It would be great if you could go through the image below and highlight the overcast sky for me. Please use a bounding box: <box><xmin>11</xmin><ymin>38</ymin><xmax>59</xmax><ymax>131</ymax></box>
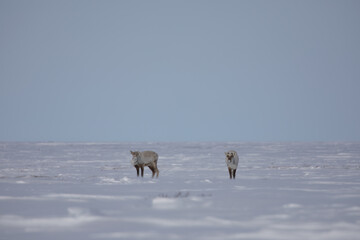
<box><xmin>1</xmin><ymin>0</ymin><xmax>359</xmax><ymax>142</ymax></box>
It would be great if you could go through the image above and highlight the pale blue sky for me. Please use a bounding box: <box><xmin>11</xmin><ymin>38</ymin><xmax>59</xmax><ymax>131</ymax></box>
<box><xmin>1</xmin><ymin>0</ymin><xmax>359</xmax><ymax>142</ymax></box>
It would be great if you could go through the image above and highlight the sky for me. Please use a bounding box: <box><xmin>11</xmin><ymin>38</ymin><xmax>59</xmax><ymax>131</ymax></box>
<box><xmin>0</xmin><ymin>0</ymin><xmax>359</xmax><ymax>142</ymax></box>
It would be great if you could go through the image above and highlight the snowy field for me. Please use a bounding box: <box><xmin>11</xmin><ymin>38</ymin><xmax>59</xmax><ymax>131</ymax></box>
<box><xmin>0</xmin><ymin>142</ymin><xmax>359</xmax><ymax>240</ymax></box>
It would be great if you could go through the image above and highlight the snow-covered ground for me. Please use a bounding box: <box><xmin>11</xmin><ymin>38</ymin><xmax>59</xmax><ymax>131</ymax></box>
<box><xmin>0</xmin><ymin>142</ymin><xmax>359</xmax><ymax>239</ymax></box>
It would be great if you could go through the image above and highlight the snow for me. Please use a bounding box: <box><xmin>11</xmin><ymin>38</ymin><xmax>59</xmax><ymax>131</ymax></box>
<box><xmin>0</xmin><ymin>142</ymin><xmax>359</xmax><ymax>239</ymax></box>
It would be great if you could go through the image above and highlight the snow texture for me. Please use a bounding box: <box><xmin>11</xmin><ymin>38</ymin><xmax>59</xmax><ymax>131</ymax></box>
<box><xmin>0</xmin><ymin>142</ymin><xmax>360</xmax><ymax>239</ymax></box>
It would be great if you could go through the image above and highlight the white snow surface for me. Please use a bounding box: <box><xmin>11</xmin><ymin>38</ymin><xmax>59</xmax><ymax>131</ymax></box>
<box><xmin>0</xmin><ymin>142</ymin><xmax>359</xmax><ymax>239</ymax></box>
